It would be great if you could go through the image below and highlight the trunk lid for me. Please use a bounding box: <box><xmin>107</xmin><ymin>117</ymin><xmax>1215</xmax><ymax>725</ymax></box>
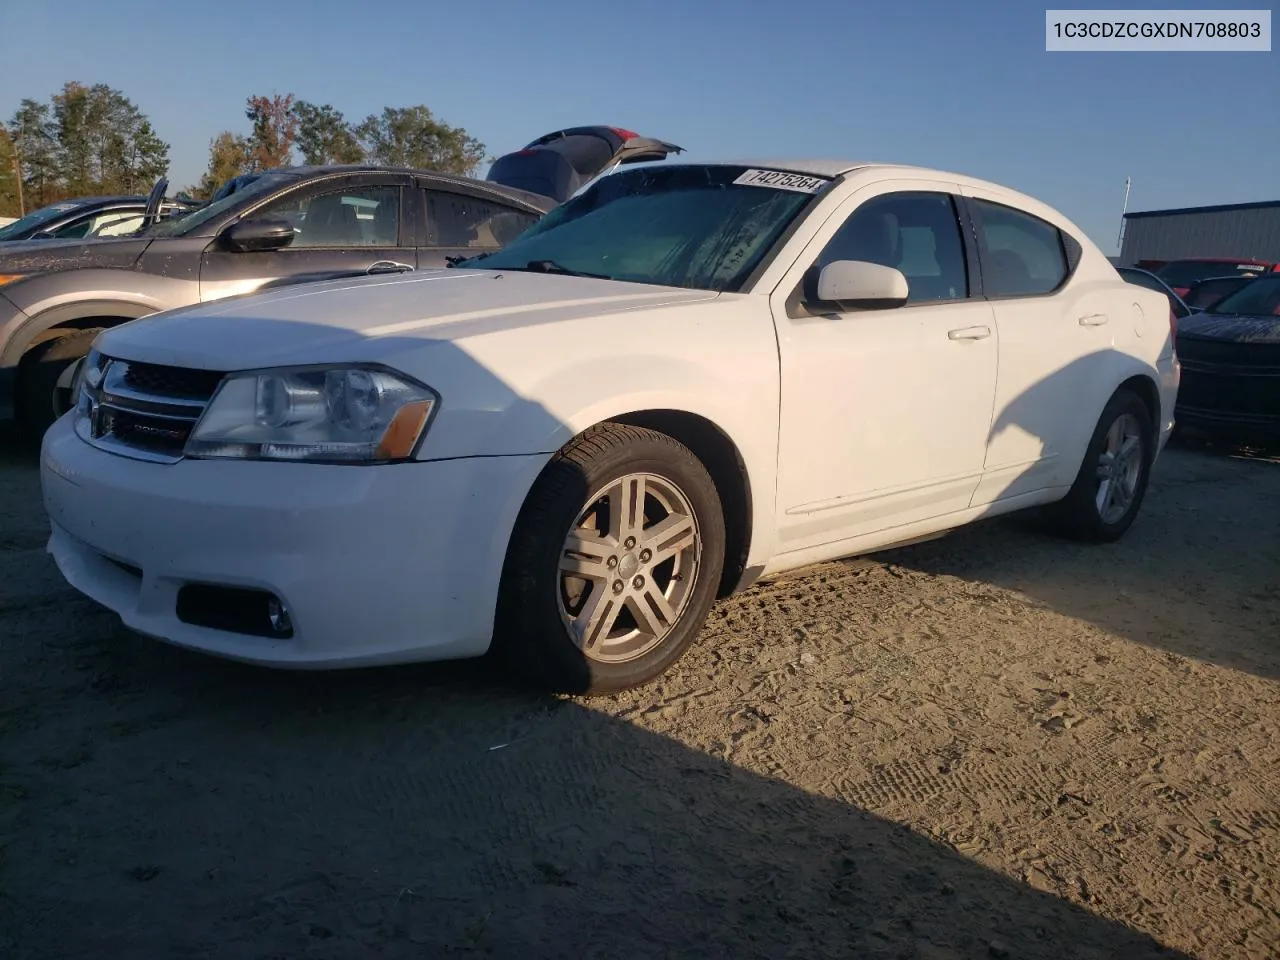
<box><xmin>485</xmin><ymin>126</ymin><xmax>683</xmax><ymax>203</ymax></box>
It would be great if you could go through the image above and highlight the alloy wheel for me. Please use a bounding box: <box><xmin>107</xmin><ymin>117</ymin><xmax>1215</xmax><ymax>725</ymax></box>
<box><xmin>557</xmin><ymin>472</ymin><xmax>701</xmax><ymax>663</ymax></box>
<box><xmin>1095</xmin><ymin>412</ymin><xmax>1144</xmax><ymax>524</ymax></box>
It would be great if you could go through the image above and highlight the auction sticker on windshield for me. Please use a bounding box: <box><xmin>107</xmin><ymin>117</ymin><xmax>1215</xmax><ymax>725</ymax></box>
<box><xmin>733</xmin><ymin>169</ymin><xmax>829</xmax><ymax>193</ymax></box>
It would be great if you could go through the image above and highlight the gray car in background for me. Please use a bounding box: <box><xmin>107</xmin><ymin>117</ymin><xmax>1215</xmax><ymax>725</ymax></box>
<box><xmin>0</xmin><ymin>125</ymin><xmax>682</xmax><ymax>440</ymax></box>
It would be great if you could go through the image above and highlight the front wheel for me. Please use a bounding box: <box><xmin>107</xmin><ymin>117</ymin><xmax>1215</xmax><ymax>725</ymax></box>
<box><xmin>1046</xmin><ymin>389</ymin><xmax>1154</xmax><ymax>542</ymax></box>
<box><xmin>15</xmin><ymin>328</ymin><xmax>103</xmax><ymax>444</ymax></box>
<box><xmin>494</xmin><ymin>423</ymin><xmax>726</xmax><ymax>695</ymax></box>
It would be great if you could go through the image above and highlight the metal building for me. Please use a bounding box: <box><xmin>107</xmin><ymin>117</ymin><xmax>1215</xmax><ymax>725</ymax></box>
<box><xmin>1118</xmin><ymin>200</ymin><xmax>1280</xmax><ymax>266</ymax></box>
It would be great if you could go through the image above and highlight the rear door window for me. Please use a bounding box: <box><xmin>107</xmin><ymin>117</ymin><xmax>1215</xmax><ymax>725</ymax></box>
<box><xmin>971</xmin><ymin>199</ymin><xmax>1068</xmax><ymax>298</ymax></box>
<box><xmin>422</xmin><ymin>190</ymin><xmax>537</xmax><ymax>250</ymax></box>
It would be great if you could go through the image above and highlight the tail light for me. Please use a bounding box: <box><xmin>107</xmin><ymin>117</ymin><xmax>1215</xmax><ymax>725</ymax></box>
<box><xmin>1169</xmin><ymin>308</ymin><xmax>1178</xmax><ymax>347</ymax></box>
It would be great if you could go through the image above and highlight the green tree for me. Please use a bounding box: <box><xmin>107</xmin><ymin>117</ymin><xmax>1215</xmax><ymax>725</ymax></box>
<box><xmin>5</xmin><ymin>85</ymin><xmax>169</xmax><ymax>207</ymax></box>
<box><xmin>245</xmin><ymin>93</ymin><xmax>298</xmax><ymax>171</ymax></box>
<box><xmin>48</xmin><ymin>82</ymin><xmax>170</xmax><ymax>195</ymax></box>
<box><xmin>355</xmin><ymin>105</ymin><xmax>485</xmax><ymax>174</ymax></box>
<box><xmin>111</xmin><ymin>116</ymin><xmax>170</xmax><ymax>192</ymax></box>
<box><xmin>7</xmin><ymin>98</ymin><xmax>59</xmax><ymax>208</ymax></box>
<box><xmin>292</xmin><ymin>101</ymin><xmax>364</xmax><ymax>165</ymax></box>
<box><xmin>52</xmin><ymin>82</ymin><xmax>95</xmax><ymax>194</ymax></box>
<box><xmin>194</xmin><ymin>131</ymin><xmax>251</xmax><ymax>199</ymax></box>
<box><xmin>0</xmin><ymin>127</ymin><xmax>20</xmax><ymax>217</ymax></box>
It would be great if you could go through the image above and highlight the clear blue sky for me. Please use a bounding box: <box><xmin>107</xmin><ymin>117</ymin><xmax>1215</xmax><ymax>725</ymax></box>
<box><xmin>1</xmin><ymin>0</ymin><xmax>1275</xmax><ymax>253</ymax></box>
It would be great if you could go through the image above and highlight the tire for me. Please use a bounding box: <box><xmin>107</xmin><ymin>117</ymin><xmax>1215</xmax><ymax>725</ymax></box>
<box><xmin>1046</xmin><ymin>389</ymin><xmax>1154</xmax><ymax>543</ymax></box>
<box><xmin>15</xmin><ymin>328</ymin><xmax>103</xmax><ymax>444</ymax></box>
<box><xmin>494</xmin><ymin>423</ymin><xmax>726</xmax><ymax>696</ymax></box>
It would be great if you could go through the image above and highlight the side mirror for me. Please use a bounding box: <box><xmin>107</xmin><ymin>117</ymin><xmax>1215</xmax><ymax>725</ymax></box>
<box><xmin>809</xmin><ymin>259</ymin><xmax>909</xmax><ymax>309</ymax></box>
<box><xmin>221</xmin><ymin>218</ymin><xmax>296</xmax><ymax>253</ymax></box>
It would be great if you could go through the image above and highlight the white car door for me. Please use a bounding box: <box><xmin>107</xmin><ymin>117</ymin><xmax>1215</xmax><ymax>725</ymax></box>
<box><xmin>959</xmin><ymin>189</ymin><xmax>1116</xmax><ymax>505</ymax></box>
<box><xmin>770</xmin><ymin>182</ymin><xmax>999</xmax><ymax>557</ymax></box>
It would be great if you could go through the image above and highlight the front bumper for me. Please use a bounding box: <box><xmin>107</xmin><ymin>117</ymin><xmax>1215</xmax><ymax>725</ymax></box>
<box><xmin>0</xmin><ymin>292</ymin><xmax>30</xmax><ymax>419</ymax></box>
<box><xmin>1175</xmin><ymin>405</ymin><xmax>1280</xmax><ymax>444</ymax></box>
<box><xmin>40</xmin><ymin>414</ymin><xmax>547</xmax><ymax>668</ymax></box>
<box><xmin>1174</xmin><ymin>356</ymin><xmax>1280</xmax><ymax>444</ymax></box>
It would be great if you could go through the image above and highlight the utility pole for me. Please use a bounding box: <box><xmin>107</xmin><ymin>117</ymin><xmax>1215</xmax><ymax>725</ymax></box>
<box><xmin>1115</xmin><ymin>176</ymin><xmax>1132</xmax><ymax>256</ymax></box>
<box><xmin>12</xmin><ymin>114</ymin><xmax>25</xmax><ymax>216</ymax></box>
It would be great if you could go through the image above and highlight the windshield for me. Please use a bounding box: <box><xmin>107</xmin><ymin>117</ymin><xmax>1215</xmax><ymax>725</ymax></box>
<box><xmin>1184</xmin><ymin>276</ymin><xmax>1252</xmax><ymax>310</ymax></box>
<box><xmin>0</xmin><ymin>200</ymin><xmax>91</xmax><ymax>240</ymax></box>
<box><xmin>1155</xmin><ymin>259</ymin><xmax>1267</xmax><ymax>287</ymax></box>
<box><xmin>142</xmin><ymin>173</ymin><xmax>295</xmax><ymax>238</ymax></box>
<box><xmin>457</xmin><ymin>164</ymin><xmax>824</xmax><ymax>292</ymax></box>
<box><xmin>1207</xmin><ymin>275</ymin><xmax>1280</xmax><ymax>316</ymax></box>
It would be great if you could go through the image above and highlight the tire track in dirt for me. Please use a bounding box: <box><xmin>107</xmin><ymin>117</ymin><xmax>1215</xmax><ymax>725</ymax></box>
<box><xmin>3</xmin><ymin>441</ymin><xmax>1279</xmax><ymax>958</ymax></box>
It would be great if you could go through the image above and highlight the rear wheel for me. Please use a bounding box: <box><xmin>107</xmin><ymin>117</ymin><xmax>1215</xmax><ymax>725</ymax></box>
<box><xmin>1046</xmin><ymin>389</ymin><xmax>1153</xmax><ymax>542</ymax></box>
<box><xmin>15</xmin><ymin>328</ymin><xmax>102</xmax><ymax>444</ymax></box>
<box><xmin>494</xmin><ymin>423</ymin><xmax>726</xmax><ymax>695</ymax></box>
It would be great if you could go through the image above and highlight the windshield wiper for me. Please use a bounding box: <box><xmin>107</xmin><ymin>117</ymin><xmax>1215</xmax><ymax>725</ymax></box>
<box><xmin>511</xmin><ymin>259</ymin><xmax>612</xmax><ymax>280</ymax></box>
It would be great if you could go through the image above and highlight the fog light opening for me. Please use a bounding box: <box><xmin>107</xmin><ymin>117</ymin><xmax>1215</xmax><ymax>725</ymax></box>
<box><xmin>267</xmin><ymin>597</ymin><xmax>292</xmax><ymax>636</ymax></box>
<box><xmin>175</xmin><ymin>584</ymin><xmax>295</xmax><ymax>639</ymax></box>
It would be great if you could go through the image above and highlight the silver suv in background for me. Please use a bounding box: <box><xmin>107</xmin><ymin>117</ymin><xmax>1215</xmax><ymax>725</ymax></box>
<box><xmin>0</xmin><ymin>126</ymin><xmax>682</xmax><ymax>441</ymax></box>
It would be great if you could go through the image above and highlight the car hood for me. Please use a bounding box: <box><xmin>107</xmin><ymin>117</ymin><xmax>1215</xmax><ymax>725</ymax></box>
<box><xmin>96</xmin><ymin>268</ymin><xmax>721</xmax><ymax>370</ymax></box>
<box><xmin>0</xmin><ymin>235</ymin><xmax>151</xmax><ymax>274</ymax></box>
<box><xmin>1178</xmin><ymin>312</ymin><xmax>1280</xmax><ymax>344</ymax></box>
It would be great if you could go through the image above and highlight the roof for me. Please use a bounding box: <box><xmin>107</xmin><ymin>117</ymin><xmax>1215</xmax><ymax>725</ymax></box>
<box><xmin>251</xmin><ymin>163</ymin><xmax>557</xmax><ymax>211</ymax></box>
<box><xmin>709</xmin><ymin>159</ymin><xmax>872</xmax><ymax>178</ymax></box>
<box><xmin>264</xmin><ymin>163</ymin><xmax>491</xmax><ymax>183</ymax></box>
<box><xmin>55</xmin><ymin>195</ymin><xmax>146</xmax><ymax>205</ymax></box>
<box><xmin>1124</xmin><ymin>199</ymin><xmax>1280</xmax><ymax>220</ymax></box>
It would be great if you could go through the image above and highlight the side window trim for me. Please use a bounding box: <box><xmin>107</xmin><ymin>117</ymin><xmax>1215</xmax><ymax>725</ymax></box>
<box><xmin>959</xmin><ymin>195</ymin><xmax>1076</xmax><ymax>302</ymax></box>
<box><xmin>403</xmin><ymin>182</ymin><xmax>424</xmax><ymax>248</ymax></box>
<box><xmin>953</xmin><ymin>194</ymin><xmax>985</xmax><ymax>300</ymax></box>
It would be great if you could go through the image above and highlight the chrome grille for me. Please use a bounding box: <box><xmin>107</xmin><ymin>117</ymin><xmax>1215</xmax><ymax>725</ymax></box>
<box><xmin>75</xmin><ymin>355</ymin><xmax>226</xmax><ymax>463</ymax></box>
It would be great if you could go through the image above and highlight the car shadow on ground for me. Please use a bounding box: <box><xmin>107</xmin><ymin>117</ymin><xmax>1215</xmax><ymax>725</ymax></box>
<box><xmin>872</xmin><ymin>439</ymin><xmax>1280</xmax><ymax>682</ymax></box>
<box><xmin>1</xmin><ymin>624</ymin><xmax>1187</xmax><ymax>960</ymax></box>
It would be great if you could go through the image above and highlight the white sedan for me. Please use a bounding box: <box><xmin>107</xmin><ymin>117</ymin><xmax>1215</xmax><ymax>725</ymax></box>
<box><xmin>40</xmin><ymin>160</ymin><xmax>1179</xmax><ymax>694</ymax></box>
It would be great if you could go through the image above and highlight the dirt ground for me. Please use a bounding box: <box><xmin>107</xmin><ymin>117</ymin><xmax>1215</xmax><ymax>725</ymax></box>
<box><xmin>1</xmin><ymin>430</ymin><xmax>1277</xmax><ymax>960</ymax></box>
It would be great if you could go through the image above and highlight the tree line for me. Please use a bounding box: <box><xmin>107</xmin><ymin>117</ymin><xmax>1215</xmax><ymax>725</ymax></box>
<box><xmin>197</xmin><ymin>94</ymin><xmax>487</xmax><ymax>199</ymax></box>
<box><xmin>2</xmin><ymin>82</ymin><xmax>169</xmax><ymax>216</ymax></box>
<box><xmin>2</xmin><ymin>84</ymin><xmax>487</xmax><ymax>217</ymax></box>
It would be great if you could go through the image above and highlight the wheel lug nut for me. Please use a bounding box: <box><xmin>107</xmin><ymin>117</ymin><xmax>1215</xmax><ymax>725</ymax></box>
<box><xmin>624</xmin><ymin>536</ymin><xmax>636</xmax><ymax>549</ymax></box>
<box><xmin>632</xmin><ymin>575</ymin><xmax>645</xmax><ymax>589</ymax></box>
<box><xmin>607</xmin><ymin>556</ymin><xmax>618</xmax><ymax>568</ymax></box>
<box><xmin>613</xmin><ymin>580</ymin><xmax>624</xmax><ymax>594</ymax></box>
<box><xmin>639</xmin><ymin>549</ymin><xmax>652</xmax><ymax>563</ymax></box>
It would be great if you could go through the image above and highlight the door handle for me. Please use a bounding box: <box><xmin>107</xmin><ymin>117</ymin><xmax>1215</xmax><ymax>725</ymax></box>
<box><xmin>366</xmin><ymin>260</ymin><xmax>415</xmax><ymax>275</ymax></box>
<box><xmin>1078</xmin><ymin>313</ymin><xmax>1109</xmax><ymax>326</ymax></box>
<box><xmin>947</xmin><ymin>325</ymin><xmax>991</xmax><ymax>340</ymax></box>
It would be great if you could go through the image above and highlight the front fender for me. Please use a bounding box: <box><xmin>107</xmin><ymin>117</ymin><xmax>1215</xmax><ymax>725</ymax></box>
<box><xmin>406</xmin><ymin>301</ymin><xmax>782</xmax><ymax>570</ymax></box>
<box><xmin>418</xmin><ymin>343</ymin><xmax>776</xmax><ymax>470</ymax></box>
<box><xmin>0</xmin><ymin>269</ymin><xmax>197</xmax><ymax>369</ymax></box>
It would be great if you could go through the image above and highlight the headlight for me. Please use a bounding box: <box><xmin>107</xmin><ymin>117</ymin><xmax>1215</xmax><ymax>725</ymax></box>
<box><xmin>185</xmin><ymin>365</ymin><xmax>437</xmax><ymax>463</ymax></box>
<box><xmin>70</xmin><ymin>348</ymin><xmax>104</xmax><ymax>398</ymax></box>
